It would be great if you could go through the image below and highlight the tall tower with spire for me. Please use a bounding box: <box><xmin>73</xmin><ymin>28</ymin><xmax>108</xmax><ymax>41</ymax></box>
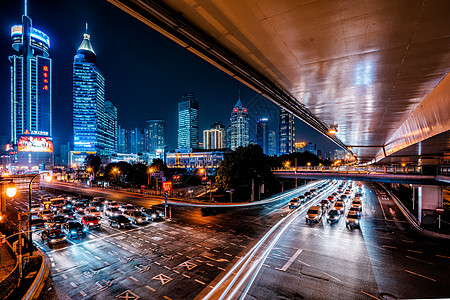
<box><xmin>229</xmin><ymin>93</ymin><xmax>249</xmax><ymax>150</ymax></box>
<box><xmin>9</xmin><ymin>0</ymin><xmax>53</xmax><ymax>169</ymax></box>
<box><xmin>72</xmin><ymin>25</ymin><xmax>117</xmax><ymax>162</ymax></box>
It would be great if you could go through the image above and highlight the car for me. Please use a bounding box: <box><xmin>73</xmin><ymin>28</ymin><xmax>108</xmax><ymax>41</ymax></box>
<box><xmin>327</xmin><ymin>195</ymin><xmax>335</xmax><ymax>202</ymax></box>
<box><xmin>326</xmin><ymin>209</ymin><xmax>341</xmax><ymax>223</ymax></box>
<box><xmin>352</xmin><ymin>199</ymin><xmax>363</xmax><ymax>210</ymax></box>
<box><xmin>48</xmin><ymin>215</ymin><xmax>67</xmax><ymax>227</ymax></box>
<box><xmin>298</xmin><ymin>195</ymin><xmax>306</xmax><ymax>203</ymax></box>
<box><xmin>41</xmin><ymin>228</ymin><xmax>66</xmax><ymax>245</ymax></box>
<box><xmin>310</xmin><ymin>188</ymin><xmax>318</xmax><ymax>196</ymax></box>
<box><xmin>30</xmin><ymin>218</ymin><xmax>46</xmax><ymax>231</ymax></box>
<box><xmin>107</xmin><ymin>201</ymin><xmax>120</xmax><ymax>209</ymax></box>
<box><xmin>38</xmin><ymin>210</ymin><xmax>53</xmax><ymax>220</ymax></box>
<box><xmin>81</xmin><ymin>216</ymin><xmax>100</xmax><ymax>229</ymax></box>
<box><xmin>304</xmin><ymin>191</ymin><xmax>311</xmax><ymax>198</ymax></box>
<box><xmin>320</xmin><ymin>199</ymin><xmax>329</xmax><ymax>210</ymax></box>
<box><xmin>289</xmin><ymin>198</ymin><xmax>301</xmax><ymax>209</ymax></box>
<box><xmin>123</xmin><ymin>210</ymin><xmax>148</xmax><ymax>224</ymax></box>
<box><xmin>104</xmin><ymin>207</ymin><xmax>122</xmax><ymax>217</ymax></box>
<box><xmin>349</xmin><ymin>205</ymin><xmax>362</xmax><ymax>217</ymax></box>
<box><xmin>59</xmin><ymin>209</ymin><xmax>75</xmax><ymax>220</ymax></box>
<box><xmin>89</xmin><ymin>200</ymin><xmax>103</xmax><ymax>211</ymax></box>
<box><xmin>346</xmin><ymin>212</ymin><xmax>360</xmax><ymax>229</ymax></box>
<box><xmin>85</xmin><ymin>207</ymin><xmax>102</xmax><ymax>218</ymax></box>
<box><xmin>30</xmin><ymin>203</ymin><xmax>42</xmax><ymax>214</ymax></box>
<box><xmin>141</xmin><ymin>207</ymin><xmax>164</xmax><ymax>221</ymax></box>
<box><xmin>120</xmin><ymin>204</ymin><xmax>136</xmax><ymax>212</ymax></box>
<box><xmin>62</xmin><ymin>221</ymin><xmax>87</xmax><ymax>238</ymax></box>
<box><xmin>334</xmin><ymin>201</ymin><xmax>346</xmax><ymax>214</ymax></box>
<box><xmin>306</xmin><ymin>206</ymin><xmax>322</xmax><ymax>224</ymax></box>
<box><xmin>109</xmin><ymin>215</ymin><xmax>132</xmax><ymax>229</ymax></box>
<box><xmin>74</xmin><ymin>202</ymin><xmax>86</xmax><ymax>213</ymax></box>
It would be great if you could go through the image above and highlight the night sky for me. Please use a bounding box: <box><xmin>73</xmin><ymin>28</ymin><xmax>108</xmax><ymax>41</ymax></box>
<box><xmin>0</xmin><ymin>0</ymin><xmax>337</xmax><ymax>155</ymax></box>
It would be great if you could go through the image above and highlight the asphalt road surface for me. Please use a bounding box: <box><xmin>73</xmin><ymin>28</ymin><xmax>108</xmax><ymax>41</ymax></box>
<box><xmin>5</xmin><ymin>180</ymin><xmax>450</xmax><ymax>299</ymax></box>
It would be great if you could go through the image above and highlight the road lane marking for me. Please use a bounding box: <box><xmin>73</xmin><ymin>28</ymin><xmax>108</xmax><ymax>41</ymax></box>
<box><xmin>163</xmin><ymin>296</ymin><xmax>172</xmax><ymax>300</ymax></box>
<box><xmin>218</xmin><ymin>267</ymin><xmax>226</xmax><ymax>271</ymax></box>
<box><xmin>164</xmin><ymin>266</ymin><xmax>171</xmax><ymax>270</ymax></box>
<box><xmin>95</xmin><ymin>256</ymin><xmax>102</xmax><ymax>260</ymax></box>
<box><xmin>80</xmin><ymin>291</ymin><xmax>87</xmax><ymax>297</ymax></box>
<box><xmin>360</xmin><ymin>290</ymin><xmax>380</xmax><ymax>299</ymax></box>
<box><xmin>207</xmin><ymin>263</ymin><xmax>214</xmax><ymax>267</ymax></box>
<box><xmin>405</xmin><ymin>270</ymin><xmax>436</xmax><ymax>281</ymax></box>
<box><xmin>407</xmin><ymin>249</ymin><xmax>423</xmax><ymax>254</ymax></box>
<box><xmin>323</xmin><ymin>272</ymin><xmax>342</xmax><ymax>283</ymax></box>
<box><xmin>173</xmin><ymin>270</ymin><xmax>180</xmax><ymax>274</ymax></box>
<box><xmin>405</xmin><ymin>256</ymin><xmax>433</xmax><ymax>265</ymax></box>
<box><xmin>182</xmin><ymin>274</ymin><xmax>191</xmax><ymax>278</ymax></box>
<box><xmin>61</xmin><ymin>274</ymin><xmax>68</xmax><ymax>279</ymax></box>
<box><xmin>402</xmin><ymin>239</ymin><xmax>414</xmax><ymax>243</ymax></box>
<box><xmin>382</xmin><ymin>245</ymin><xmax>397</xmax><ymax>249</ymax></box>
<box><xmin>70</xmin><ymin>282</ymin><xmax>77</xmax><ymax>288</ymax></box>
<box><xmin>118</xmin><ymin>269</ymin><xmax>126</xmax><ymax>274</ymax></box>
<box><xmin>145</xmin><ymin>285</ymin><xmax>156</xmax><ymax>292</ymax></box>
<box><xmin>130</xmin><ymin>276</ymin><xmax>139</xmax><ymax>282</ymax></box>
<box><xmin>195</xmin><ymin>279</ymin><xmax>205</xmax><ymax>285</ymax></box>
<box><xmin>376</xmin><ymin>195</ymin><xmax>387</xmax><ymax>220</ymax></box>
<box><xmin>276</xmin><ymin>249</ymin><xmax>303</xmax><ymax>271</ymax></box>
<box><xmin>436</xmin><ymin>254</ymin><xmax>450</xmax><ymax>259</ymax></box>
<box><xmin>224</xmin><ymin>253</ymin><xmax>232</xmax><ymax>256</ymax></box>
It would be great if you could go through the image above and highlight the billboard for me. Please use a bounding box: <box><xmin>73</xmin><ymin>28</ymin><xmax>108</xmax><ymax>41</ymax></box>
<box><xmin>18</xmin><ymin>135</ymin><xmax>53</xmax><ymax>153</ymax></box>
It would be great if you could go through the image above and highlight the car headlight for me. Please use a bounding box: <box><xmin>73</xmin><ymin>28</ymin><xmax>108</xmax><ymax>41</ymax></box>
<box><xmin>89</xmin><ymin>222</ymin><xmax>94</xmax><ymax>225</ymax></box>
<box><xmin>152</xmin><ymin>214</ymin><xmax>157</xmax><ymax>218</ymax></box>
<box><xmin>71</xmin><ymin>230</ymin><xmax>77</xmax><ymax>234</ymax></box>
<box><xmin>120</xmin><ymin>223</ymin><xmax>125</xmax><ymax>226</ymax></box>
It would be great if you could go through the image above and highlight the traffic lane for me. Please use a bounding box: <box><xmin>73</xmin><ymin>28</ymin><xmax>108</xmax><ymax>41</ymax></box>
<box><xmin>361</xmin><ymin>183</ymin><xmax>450</xmax><ymax>299</ymax></box>
<box><xmin>246</xmin><ymin>206</ymin><xmax>379</xmax><ymax>299</ymax></box>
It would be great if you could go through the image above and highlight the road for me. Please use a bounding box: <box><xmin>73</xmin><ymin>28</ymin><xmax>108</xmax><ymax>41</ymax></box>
<box><xmin>4</xmin><ymin>180</ymin><xmax>450</xmax><ymax>299</ymax></box>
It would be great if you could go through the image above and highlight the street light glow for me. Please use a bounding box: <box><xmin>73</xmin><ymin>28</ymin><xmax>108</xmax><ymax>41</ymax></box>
<box><xmin>6</xmin><ymin>184</ymin><xmax>17</xmax><ymax>198</ymax></box>
<box><xmin>45</xmin><ymin>174</ymin><xmax>52</xmax><ymax>182</ymax></box>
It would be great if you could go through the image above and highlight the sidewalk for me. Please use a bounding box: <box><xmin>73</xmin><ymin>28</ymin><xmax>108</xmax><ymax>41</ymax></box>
<box><xmin>0</xmin><ymin>243</ymin><xmax>16</xmax><ymax>280</ymax></box>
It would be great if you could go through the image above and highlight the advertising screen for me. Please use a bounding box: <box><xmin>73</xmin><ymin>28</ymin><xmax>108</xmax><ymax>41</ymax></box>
<box><xmin>18</xmin><ymin>135</ymin><xmax>53</xmax><ymax>153</ymax></box>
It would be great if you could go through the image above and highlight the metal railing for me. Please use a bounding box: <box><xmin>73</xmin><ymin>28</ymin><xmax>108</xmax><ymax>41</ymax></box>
<box><xmin>274</xmin><ymin>165</ymin><xmax>450</xmax><ymax>175</ymax></box>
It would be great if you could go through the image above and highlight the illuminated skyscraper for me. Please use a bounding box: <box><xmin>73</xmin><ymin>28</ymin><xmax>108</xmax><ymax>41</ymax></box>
<box><xmin>279</xmin><ymin>108</ymin><xmax>295</xmax><ymax>155</ymax></box>
<box><xmin>256</xmin><ymin>118</ymin><xmax>269</xmax><ymax>155</ymax></box>
<box><xmin>230</xmin><ymin>97</ymin><xmax>249</xmax><ymax>150</ymax></box>
<box><xmin>178</xmin><ymin>92</ymin><xmax>199</xmax><ymax>150</ymax></box>
<box><xmin>9</xmin><ymin>3</ymin><xmax>53</xmax><ymax>169</ymax></box>
<box><xmin>203</xmin><ymin>121</ymin><xmax>226</xmax><ymax>150</ymax></box>
<box><xmin>73</xmin><ymin>25</ymin><xmax>117</xmax><ymax>159</ymax></box>
<box><xmin>268</xmin><ymin>131</ymin><xmax>276</xmax><ymax>156</ymax></box>
<box><xmin>145</xmin><ymin>120</ymin><xmax>165</xmax><ymax>153</ymax></box>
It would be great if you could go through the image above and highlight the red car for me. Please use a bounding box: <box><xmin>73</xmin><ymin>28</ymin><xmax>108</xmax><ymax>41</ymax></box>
<box><xmin>81</xmin><ymin>216</ymin><xmax>100</xmax><ymax>229</ymax></box>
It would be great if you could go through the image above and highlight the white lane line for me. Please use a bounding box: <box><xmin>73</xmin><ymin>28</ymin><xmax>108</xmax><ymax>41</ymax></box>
<box><xmin>94</xmin><ymin>256</ymin><xmax>102</xmax><ymax>260</ymax></box>
<box><xmin>407</xmin><ymin>249</ymin><xmax>423</xmax><ymax>254</ymax></box>
<box><xmin>118</xmin><ymin>269</ymin><xmax>126</xmax><ymax>274</ymax></box>
<box><xmin>323</xmin><ymin>272</ymin><xmax>342</xmax><ymax>283</ymax></box>
<box><xmin>376</xmin><ymin>195</ymin><xmax>387</xmax><ymax>220</ymax></box>
<box><xmin>361</xmin><ymin>290</ymin><xmax>380</xmax><ymax>300</ymax></box>
<box><xmin>195</xmin><ymin>279</ymin><xmax>205</xmax><ymax>285</ymax></box>
<box><xmin>70</xmin><ymin>282</ymin><xmax>77</xmax><ymax>288</ymax></box>
<box><xmin>405</xmin><ymin>270</ymin><xmax>436</xmax><ymax>282</ymax></box>
<box><xmin>61</xmin><ymin>274</ymin><xmax>68</xmax><ymax>279</ymax></box>
<box><xmin>130</xmin><ymin>276</ymin><xmax>139</xmax><ymax>282</ymax></box>
<box><xmin>275</xmin><ymin>249</ymin><xmax>303</xmax><ymax>271</ymax></box>
<box><xmin>436</xmin><ymin>254</ymin><xmax>450</xmax><ymax>259</ymax></box>
<box><xmin>146</xmin><ymin>285</ymin><xmax>156</xmax><ymax>292</ymax></box>
<box><xmin>405</xmin><ymin>256</ymin><xmax>433</xmax><ymax>265</ymax></box>
<box><xmin>173</xmin><ymin>270</ymin><xmax>180</xmax><ymax>274</ymax></box>
<box><xmin>182</xmin><ymin>274</ymin><xmax>191</xmax><ymax>278</ymax></box>
<box><xmin>80</xmin><ymin>291</ymin><xmax>87</xmax><ymax>297</ymax></box>
<box><xmin>224</xmin><ymin>253</ymin><xmax>232</xmax><ymax>256</ymax></box>
<box><xmin>218</xmin><ymin>267</ymin><xmax>226</xmax><ymax>271</ymax></box>
<box><xmin>206</xmin><ymin>263</ymin><xmax>214</xmax><ymax>267</ymax></box>
<box><xmin>402</xmin><ymin>239</ymin><xmax>414</xmax><ymax>243</ymax></box>
<box><xmin>382</xmin><ymin>245</ymin><xmax>397</xmax><ymax>249</ymax></box>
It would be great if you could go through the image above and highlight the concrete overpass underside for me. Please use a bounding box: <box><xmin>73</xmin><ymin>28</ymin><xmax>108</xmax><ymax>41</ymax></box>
<box><xmin>107</xmin><ymin>0</ymin><xmax>450</xmax><ymax>164</ymax></box>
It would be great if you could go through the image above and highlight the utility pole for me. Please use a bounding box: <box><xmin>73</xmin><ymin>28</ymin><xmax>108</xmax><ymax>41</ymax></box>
<box><xmin>251</xmin><ymin>178</ymin><xmax>254</xmax><ymax>202</ymax></box>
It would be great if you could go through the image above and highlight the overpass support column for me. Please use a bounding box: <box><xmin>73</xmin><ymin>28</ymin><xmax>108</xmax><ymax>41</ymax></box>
<box><xmin>418</xmin><ymin>185</ymin><xmax>443</xmax><ymax>225</ymax></box>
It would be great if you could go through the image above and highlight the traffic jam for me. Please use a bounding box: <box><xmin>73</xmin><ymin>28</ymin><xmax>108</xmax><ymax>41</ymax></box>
<box><xmin>31</xmin><ymin>194</ymin><xmax>165</xmax><ymax>248</ymax></box>
<box><xmin>289</xmin><ymin>180</ymin><xmax>364</xmax><ymax>229</ymax></box>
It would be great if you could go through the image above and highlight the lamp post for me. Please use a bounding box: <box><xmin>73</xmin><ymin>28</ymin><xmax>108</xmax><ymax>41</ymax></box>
<box><xmin>226</xmin><ymin>189</ymin><xmax>234</xmax><ymax>203</ymax></box>
<box><xmin>0</xmin><ymin>179</ymin><xmax>17</xmax><ymax>220</ymax></box>
<box><xmin>28</xmin><ymin>173</ymin><xmax>51</xmax><ymax>252</ymax></box>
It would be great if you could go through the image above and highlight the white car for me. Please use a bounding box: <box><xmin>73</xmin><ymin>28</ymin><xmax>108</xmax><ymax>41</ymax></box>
<box><xmin>85</xmin><ymin>207</ymin><xmax>102</xmax><ymax>218</ymax></box>
<box><xmin>104</xmin><ymin>207</ymin><xmax>122</xmax><ymax>217</ymax></box>
<box><xmin>120</xmin><ymin>204</ymin><xmax>136</xmax><ymax>212</ymax></box>
<box><xmin>106</xmin><ymin>201</ymin><xmax>120</xmax><ymax>209</ymax></box>
<box><xmin>123</xmin><ymin>210</ymin><xmax>147</xmax><ymax>224</ymax></box>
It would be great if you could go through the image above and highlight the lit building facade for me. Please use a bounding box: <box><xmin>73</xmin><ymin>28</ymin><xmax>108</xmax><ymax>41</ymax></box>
<box><xmin>295</xmin><ymin>141</ymin><xmax>306</xmax><ymax>153</ymax></box>
<box><xmin>117</xmin><ymin>125</ymin><xmax>126</xmax><ymax>153</ymax></box>
<box><xmin>72</xmin><ymin>27</ymin><xmax>117</xmax><ymax>161</ymax></box>
<box><xmin>268</xmin><ymin>131</ymin><xmax>276</xmax><ymax>156</ymax></box>
<box><xmin>127</xmin><ymin>128</ymin><xmax>145</xmax><ymax>154</ymax></box>
<box><xmin>256</xmin><ymin>118</ymin><xmax>269</xmax><ymax>155</ymax></box>
<box><xmin>145</xmin><ymin>120</ymin><xmax>165</xmax><ymax>153</ymax></box>
<box><xmin>279</xmin><ymin>108</ymin><xmax>295</xmax><ymax>155</ymax></box>
<box><xmin>178</xmin><ymin>92</ymin><xmax>199</xmax><ymax>150</ymax></box>
<box><xmin>230</xmin><ymin>98</ymin><xmax>249</xmax><ymax>150</ymax></box>
<box><xmin>9</xmin><ymin>7</ymin><xmax>53</xmax><ymax>170</ymax></box>
<box><xmin>166</xmin><ymin>149</ymin><xmax>231</xmax><ymax>170</ymax></box>
<box><xmin>203</xmin><ymin>121</ymin><xmax>226</xmax><ymax>150</ymax></box>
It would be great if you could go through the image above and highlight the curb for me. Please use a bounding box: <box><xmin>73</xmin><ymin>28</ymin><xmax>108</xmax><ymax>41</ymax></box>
<box><xmin>380</xmin><ymin>184</ymin><xmax>450</xmax><ymax>240</ymax></box>
<box><xmin>22</xmin><ymin>250</ymin><xmax>50</xmax><ymax>300</ymax></box>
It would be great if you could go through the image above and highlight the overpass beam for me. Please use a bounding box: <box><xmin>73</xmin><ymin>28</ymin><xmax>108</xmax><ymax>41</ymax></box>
<box><xmin>417</xmin><ymin>185</ymin><xmax>443</xmax><ymax>225</ymax></box>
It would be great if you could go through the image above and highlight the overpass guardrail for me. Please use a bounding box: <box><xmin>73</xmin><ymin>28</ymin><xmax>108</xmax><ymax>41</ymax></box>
<box><xmin>274</xmin><ymin>165</ymin><xmax>450</xmax><ymax>175</ymax></box>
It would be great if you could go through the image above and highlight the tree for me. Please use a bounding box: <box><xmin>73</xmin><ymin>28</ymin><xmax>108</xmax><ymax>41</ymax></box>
<box><xmin>84</xmin><ymin>155</ymin><xmax>102</xmax><ymax>175</ymax></box>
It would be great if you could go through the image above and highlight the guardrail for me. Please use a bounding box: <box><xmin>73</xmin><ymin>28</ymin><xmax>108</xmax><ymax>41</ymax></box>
<box><xmin>22</xmin><ymin>250</ymin><xmax>50</xmax><ymax>300</ymax></box>
<box><xmin>274</xmin><ymin>165</ymin><xmax>450</xmax><ymax>175</ymax></box>
<box><xmin>0</xmin><ymin>240</ymin><xmax>19</xmax><ymax>299</ymax></box>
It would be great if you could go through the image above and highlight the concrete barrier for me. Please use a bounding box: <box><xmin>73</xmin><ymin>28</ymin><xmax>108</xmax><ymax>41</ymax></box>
<box><xmin>22</xmin><ymin>250</ymin><xmax>50</xmax><ymax>300</ymax></box>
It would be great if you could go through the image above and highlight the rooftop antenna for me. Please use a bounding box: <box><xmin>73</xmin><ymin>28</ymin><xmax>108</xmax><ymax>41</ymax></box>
<box><xmin>238</xmin><ymin>89</ymin><xmax>241</xmax><ymax>100</ymax></box>
<box><xmin>24</xmin><ymin>0</ymin><xmax>27</xmax><ymax>16</ymax></box>
<box><xmin>86</xmin><ymin>22</ymin><xmax>88</xmax><ymax>34</ymax></box>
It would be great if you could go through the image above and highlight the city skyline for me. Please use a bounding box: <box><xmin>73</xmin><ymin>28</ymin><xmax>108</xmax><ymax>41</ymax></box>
<box><xmin>1</xmin><ymin>0</ymin><xmax>339</xmax><ymax>154</ymax></box>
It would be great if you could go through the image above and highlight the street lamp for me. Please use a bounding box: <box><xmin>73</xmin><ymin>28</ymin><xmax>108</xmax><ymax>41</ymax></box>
<box><xmin>226</xmin><ymin>189</ymin><xmax>234</xmax><ymax>203</ymax></box>
<box><xmin>1</xmin><ymin>180</ymin><xmax>16</xmax><ymax>220</ymax></box>
<box><xmin>28</xmin><ymin>172</ymin><xmax>51</xmax><ymax>252</ymax></box>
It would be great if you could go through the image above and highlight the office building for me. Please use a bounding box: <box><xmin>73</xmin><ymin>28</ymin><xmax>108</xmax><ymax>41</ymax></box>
<box><xmin>295</xmin><ymin>142</ymin><xmax>306</xmax><ymax>153</ymax></box>
<box><xmin>229</xmin><ymin>98</ymin><xmax>249</xmax><ymax>150</ymax></box>
<box><xmin>256</xmin><ymin>118</ymin><xmax>269</xmax><ymax>155</ymax></box>
<box><xmin>268</xmin><ymin>131</ymin><xmax>276</xmax><ymax>156</ymax></box>
<box><xmin>145</xmin><ymin>120</ymin><xmax>165</xmax><ymax>153</ymax></box>
<box><xmin>166</xmin><ymin>149</ymin><xmax>231</xmax><ymax>170</ymax></box>
<box><xmin>203</xmin><ymin>121</ymin><xmax>226</xmax><ymax>150</ymax></box>
<box><xmin>72</xmin><ymin>25</ymin><xmax>117</xmax><ymax>160</ymax></box>
<box><xmin>117</xmin><ymin>125</ymin><xmax>126</xmax><ymax>153</ymax></box>
<box><xmin>305</xmin><ymin>142</ymin><xmax>317</xmax><ymax>155</ymax></box>
<box><xmin>9</xmin><ymin>5</ymin><xmax>54</xmax><ymax>170</ymax></box>
<box><xmin>178</xmin><ymin>92</ymin><xmax>199</xmax><ymax>150</ymax></box>
<box><xmin>279</xmin><ymin>108</ymin><xmax>295</xmax><ymax>155</ymax></box>
<box><xmin>127</xmin><ymin>128</ymin><xmax>145</xmax><ymax>154</ymax></box>
<box><xmin>59</xmin><ymin>142</ymin><xmax>70</xmax><ymax>167</ymax></box>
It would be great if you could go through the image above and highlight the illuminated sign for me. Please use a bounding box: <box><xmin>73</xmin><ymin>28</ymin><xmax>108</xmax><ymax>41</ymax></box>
<box><xmin>162</xmin><ymin>181</ymin><xmax>172</xmax><ymax>192</ymax></box>
<box><xmin>11</xmin><ymin>25</ymin><xmax>50</xmax><ymax>47</ymax></box>
<box><xmin>18</xmin><ymin>135</ymin><xmax>53</xmax><ymax>153</ymax></box>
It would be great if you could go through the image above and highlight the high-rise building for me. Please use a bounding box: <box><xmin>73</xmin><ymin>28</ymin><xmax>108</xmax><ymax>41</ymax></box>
<box><xmin>230</xmin><ymin>98</ymin><xmax>249</xmax><ymax>150</ymax></box>
<box><xmin>178</xmin><ymin>92</ymin><xmax>199</xmax><ymax>150</ymax></box>
<box><xmin>145</xmin><ymin>120</ymin><xmax>165</xmax><ymax>154</ymax></box>
<box><xmin>127</xmin><ymin>128</ymin><xmax>145</xmax><ymax>154</ymax></box>
<box><xmin>9</xmin><ymin>5</ymin><xmax>54</xmax><ymax>170</ymax></box>
<box><xmin>226</xmin><ymin>125</ymin><xmax>232</xmax><ymax>149</ymax></box>
<box><xmin>59</xmin><ymin>142</ymin><xmax>70</xmax><ymax>167</ymax></box>
<box><xmin>256</xmin><ymin>118</ymin><xmax>269</xmax><ymax>155</ymax></box>
<box><xmin>279</xmin><ymin>108</ymin><xmax>295</xmax><ymax>155</ymax></box>
<box><xmin>305</xmin><ymin>142</ymin><xmax>317</xmax><ymax>155</ymax></box>
<box><xmin>117</xmin><ymin>125</ymin><xmax>126</xmax><ymax>153</ymax></box>
<box><xmin>73</xmin><ymin>25</ymin><xmax>117</xmax><ymax>159</ymax></box>
<box><xmin>295</xmin><ymin>142</ymin><xmax>306</xmax><ymax>153</ymax></box>
<box><xmin>268</xmin><ymin>131</ymin><xmax>276</xmax><ymax>156</ymax></box>
<box><xmin>203</xmin><ymin>121</ymin><xmax>226</xmax><ymax>150</ymax></box>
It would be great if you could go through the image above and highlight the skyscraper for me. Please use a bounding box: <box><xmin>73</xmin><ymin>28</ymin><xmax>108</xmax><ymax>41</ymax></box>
<box><xmin>145</xmin><ymin>120</ymin><xmax>165</xmax><ymax>154</ymax></box>
<box><xmin>127</xmin><ymin>128</ymin><xmax>145</xmax><ymax>154</ymax></box>
<box><xmin>73</xmin><ymin>25</ymin><xmax>117</xmax><ymax>159</ymax></box>
<box><xmin>230</xmin><ymin>97</ymin><xmax>249</xmax><ymax>150</ymax></box>
<box><xmin>268</xmin><ymin>131</ymin><xmax>276</xmax><ymax>156</ymax></box>
<box><xmin>256</xmin><ymin>118</ymin><xmax>269</xmax><ymax>155</ymax></box>
<box><xmin>117</xmin><ymin>125</ymin><xmax>126</xmax><ymax>153</ymax></box>
<box><xmin>203</xmin><ymin>121</ymin><xmax>226</xmax><ymax>150</ymax></box>
<box><xmin>10</xmin><ymin>4</ymin><xmax>54</xmax><ymax>169</ymax></box>
<box><xmin>178</xmin><ymin>92</ymin><xmax>199</xmax><ymax>150</ymax></box>
<box><xmin>279</xmin><ymin>108</ymin><xmax>295</xmax><ymax>155</ymax></box>
<box><xmin>10</xmin><ymin>8</ymin><xmax>52</xmax><ymax>144</ymax></box>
